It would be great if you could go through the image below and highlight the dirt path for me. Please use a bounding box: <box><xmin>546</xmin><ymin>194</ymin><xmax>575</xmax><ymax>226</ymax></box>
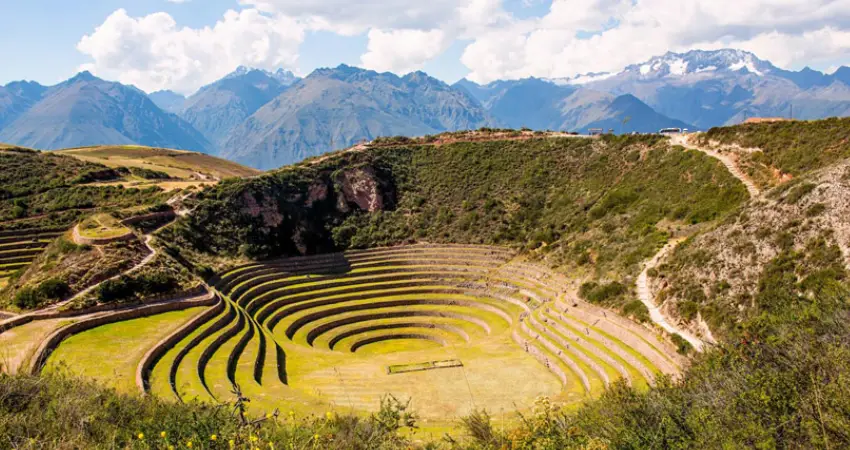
<box><xmin>671</xmin><ymin>134</ymin><xmax>761</xmax><ymax>198</ymax></box>
<box><xmin>636</xmin><ymin>239</ymin><xmax>706</xmax><ymax>352</ymax></box>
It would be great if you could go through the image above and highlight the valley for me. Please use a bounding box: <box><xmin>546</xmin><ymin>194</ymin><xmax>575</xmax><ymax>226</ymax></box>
<box><xmin>1</xmin><ymin>118</ymin><xmax>850</xmax><ymax>448</ymax></box>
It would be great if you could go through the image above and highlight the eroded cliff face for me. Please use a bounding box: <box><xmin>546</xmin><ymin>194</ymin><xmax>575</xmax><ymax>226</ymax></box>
<box><xmin>173</xmin><ymin>153</ymin><xmax>398</xmax><ymax>260</ymax></box>
<box><xmin>335</xmin><ymin>167</ymin><xmax>384</xmax><ymax>213</ymax></box>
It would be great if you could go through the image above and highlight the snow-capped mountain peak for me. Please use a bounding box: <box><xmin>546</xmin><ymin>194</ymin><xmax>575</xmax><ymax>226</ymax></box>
<box><xmin>624</xmin><ymin>49</ymin><xmax>776</xmax><ymax>78</ymax></box>
<box><xmin>546</xmin><ymin>72</ymin><xmax>615</xmax><ymax>86</ymax></box>
<box><xmin>224</xmin><ymin>66</ymin><xmax>299</xmax><ymax>86</ymax></box>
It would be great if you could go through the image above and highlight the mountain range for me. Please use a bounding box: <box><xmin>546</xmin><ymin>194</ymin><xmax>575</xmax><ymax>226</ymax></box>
<box><xmin>1</xmin><ymin>49</ymin><xmax>849</xmax><ymax>170</ymax></box>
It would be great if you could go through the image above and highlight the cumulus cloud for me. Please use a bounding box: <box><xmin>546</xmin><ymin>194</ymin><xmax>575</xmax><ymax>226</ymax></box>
<box><xmin>461</xmin><ymin>0</ymin><xmax>850</xmax><ymax>83</ymax></box>
<box><xmin>360</xmin><ymin>29</ymin><xmax>450</xmax><ymax>73</ymax></box>
<box><xmin>77</xmin><ymin>8</ymin><xmax>303</xmax><ymax>94</ymax></box>
<box><xmin>77</xmin><ymin>0</ymin><xmax>850</xmax><ymax>91</ymax></box>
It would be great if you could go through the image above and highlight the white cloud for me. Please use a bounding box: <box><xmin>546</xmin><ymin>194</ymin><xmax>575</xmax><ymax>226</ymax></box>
<box><xmin>166</xmin><ymin>0</ymin><xmax>191</xmax><ymax>3</ymax></box>
<box><xmin>460</xmin><ymin>0</ymin><xmax>850</xmax><ymax>83</ymax></box>
<box><xmin>77</xmin><ymin>8</ymin><xmax>304</xmax><ymax>94</ymax></box>
<box><xmin>77</xmin><ymin>0</ymin><xmax>850</xmax><ymax>92</ymax></box>
<box><xmin>360</xmin><ymin>29</ymin><xmax>450</xmax><ymax>73</ymax></box>
<box><xmin>240</xmin><ymin>0</ymin><xmax>462</xmax><ymax>32</ymax></box>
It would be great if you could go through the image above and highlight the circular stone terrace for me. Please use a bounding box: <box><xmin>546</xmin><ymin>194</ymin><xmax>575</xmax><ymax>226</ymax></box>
<box><xmin>36</xmin><ymin>243</ymin><xmax>684</xmax><ymax>428</ymax></box>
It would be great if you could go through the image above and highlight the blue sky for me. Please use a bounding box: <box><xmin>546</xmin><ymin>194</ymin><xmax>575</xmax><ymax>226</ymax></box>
<box><xmin>0</xmin><ymin>0</ymin><xmax>548</xmax><ymax>88</ymax></box>
<box><xmin>2</xmin><ymin>0</ymin><xmax>849</xmax><ymax>94</ymax></box>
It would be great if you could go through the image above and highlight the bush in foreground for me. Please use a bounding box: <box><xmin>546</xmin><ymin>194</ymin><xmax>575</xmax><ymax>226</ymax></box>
<box><xmin>0</xmin><ymin>374</ymin><xmax>417</xmax><ymax>449</ymax></box>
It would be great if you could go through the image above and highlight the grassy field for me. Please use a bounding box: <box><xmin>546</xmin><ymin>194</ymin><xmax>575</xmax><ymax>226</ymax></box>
<box><xmin>77</xmin><ymin>213</ymin><xmax>131</xmax><ymax>239</ymax></box>
<box><xmin>44</xmin><ymin>307</ymin><xmax>207</xmax><ymax>392</ymax></box>
<box><xmin>129</xmin><ymin>245</ymin><xmax>681</xmax><ymax>434</ymax></box>
<box><xmin>58</xmin><ymin>146</ymin><xmax>260</xmax><ymax>180</ymax></box>
<box><xmin>0</xmin><ymin>317</ymin><xmax>74</xmax><ymax>374</ymax></box>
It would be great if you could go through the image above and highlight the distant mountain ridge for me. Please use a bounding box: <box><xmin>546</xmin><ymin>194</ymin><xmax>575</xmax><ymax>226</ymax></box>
<box><xmin>454</xmin><ymin>77</ymin><xmax>694</xmax><ymax>133</ymax></box>
<box><xmin>220</xmin><ymin>65</ymin><xmax>491</xmax><ymax>169</ymax></box>
<box><xmin>0</xmin><ymin>72</ymin><xmax>211</xmax><ymax>152</ymax></box>
<box><xmin>0</xmin><ymin>49</ymin><xmax>848</xmax><ymax>170</ymax></box>
<box><xmin>181</xmin><ymin>68</ymin><xmax>299</xmax><ymax>148</ymax></box>
<box><xmin>557</xmin><ymin>49</ymin><xmax>850</xmax><ymax>128</ymax></box>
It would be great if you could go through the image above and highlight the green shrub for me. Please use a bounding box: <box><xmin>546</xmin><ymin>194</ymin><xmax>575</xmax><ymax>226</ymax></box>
<box><xmin>12</xmin><ymin>278</ymin><xmax>70</xmax><ymax>309</ymax></box>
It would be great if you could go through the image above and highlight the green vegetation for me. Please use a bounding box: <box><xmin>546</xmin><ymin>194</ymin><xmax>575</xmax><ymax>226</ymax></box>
<box><xmin>0</xmin><ymin>373</ymin><xmax>416</xmax><ymax>449</ymax></box>
<box><xmin>78</xmin><ymin>213</ymin><xmax>132</xmax><ymax>239</ymax></box>
<box><xmin>453</xmin><ymin>245</ymin><xmax>850</xmax><ymax>449</ymax></box>
<box><xmin>164</xmin><ymin>135</ymin><xmax>746</xmax><ymax>281</ymax></box>
<box><xmin>0</xmin><ymin>150</ymin><xmax>122</xmax><ymax>200</ymax></box>
<box><xmin>45</xmin><ymin>307</ymin><xmax>206</xmax><ymax>392</ymax></box>
<box><xmin>700</xmin><ymin>117</ymin><xmax>850</xmax><ymax>187</ymax></box>
<box><xmin>12</xmin><ymin>278</ymin><xmax>69</xmax><ymax>309</ymax></box>
<box><xmin>1</xmin><ymin>237</ymin><xmax>148</xmax><ymax>310</ymax></box>
<box><xmin>129</xmin><ymin>166</ymin><xmax>171</xmax><ymax>180</ymax></box>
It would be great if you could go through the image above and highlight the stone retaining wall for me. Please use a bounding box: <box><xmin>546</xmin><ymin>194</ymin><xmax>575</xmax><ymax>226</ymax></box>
<box><xmin>0</xmin><ymin>228</ymin><xmax>65</xmax><ymax>239</ymax></box>
<box><xmin>72</xmin><ymin>224</ymin><xmax>135</xmax><ymax>246</ymax></box>
<box><xmin>136</xmin><ymin>294</ymin><xmax>224</xmax><ymax>393</ymax></box>
<box><xmin>0</xmin><ymin>286</ymin><xmax>208</xmax><ymax>334</ymax></box>
<box><xmin>167</xmin><ymin>302</ymin><xmax>236</xmax><ymax>399</ymax></box>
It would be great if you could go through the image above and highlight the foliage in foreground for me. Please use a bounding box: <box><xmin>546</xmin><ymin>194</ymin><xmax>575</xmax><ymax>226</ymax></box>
<box><xmin>0</xmin><ymin>374</ymin><xmax>417</xmax><ymax>450</ymax></box>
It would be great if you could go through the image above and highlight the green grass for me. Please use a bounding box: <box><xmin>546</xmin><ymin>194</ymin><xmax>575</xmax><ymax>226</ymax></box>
<box><xmin>541</xmin><ymin>309</ymin><xmax>651</xmax><ymax>389</ymax></box>
<box><xmin>701</xmin><ymin>117</ymin><xmax>850</xmax><ymax>188</ymax></box>
<box><xmin>163</xmin><ymin>135</ymin><xmax>746</xmax><ymax>283</ymax></box>
<box><xmin>77</xmin><ymin>213</ymin><xmax>132</xmax><ymax>239</ymax></box>
<box><xmin>44</xmin><ymin>307</ymin><xmax>206</xmax><ymax>392</ymax></box>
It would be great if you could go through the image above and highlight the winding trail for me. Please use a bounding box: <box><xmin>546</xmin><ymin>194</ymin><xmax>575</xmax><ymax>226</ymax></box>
<box><xmin>671</xmin><ymin>134</ymin><xmax>761</xmax><ymax>198</ymax></box>
<box><xmin>65</xmin><ymin>234</ymin><xmax>159</xmax><ymax>305</ymax></box>
<box><xmin>636</xmin><ymin>239</ymin><xmax>706</xmax><ymax>352</ymax></box>
<box><xmin>635</xmin><ymin>134</ymin><xmax>763</xmax><ymax>353</ymax></box>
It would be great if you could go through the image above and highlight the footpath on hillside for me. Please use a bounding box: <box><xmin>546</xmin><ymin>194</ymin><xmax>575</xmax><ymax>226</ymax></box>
<box><xmin>636</xmin><ymin>133</ymin><xmax>761</xmax><ymax>353</ymax></box>
<box><xmin>636</xmin><ymin>239</ymin><xmax>706</xmax><ymax>352</ymax></box>
<box><xmin>671</xmin><ymin>134</ymin><xmax>762</xmax><ymax>197</ymax></box>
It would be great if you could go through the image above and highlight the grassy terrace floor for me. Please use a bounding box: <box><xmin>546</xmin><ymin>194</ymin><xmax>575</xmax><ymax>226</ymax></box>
<box><xmin>44</xmin><ymin>307</ymin><xmax>206</xmax><ymax>392</ymax></box>
<box><xmin>37</xmin><ymin>244</ymin><xmax>682</xmax><ymax>432</ymax></box>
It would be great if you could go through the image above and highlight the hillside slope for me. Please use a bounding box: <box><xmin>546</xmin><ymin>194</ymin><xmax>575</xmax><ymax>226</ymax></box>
<box><xmin>651</xmin><ymin>119</ymin><xmax>850</xmax><ymax>339</ymax></box>
<box><xmin>697</xmin><ymin>117</ymin><xmax>850</xmax><ymax>189</ymax></box>
<box><xmin>58</xmin><ymin>145</ymin><xmax>260</xmax><ymax>181</ymax></box>
<box><xmin>162</xmin><ymin>134</ymin><xmax>746</xmax><ymax>289</ymax></box>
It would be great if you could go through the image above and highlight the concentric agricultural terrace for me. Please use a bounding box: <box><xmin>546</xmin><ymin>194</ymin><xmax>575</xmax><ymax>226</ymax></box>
<box><xmin>0</xmin><ymin>228</ymin><xmax>63</xmax><ymax>291</ymax></box>
<box><xmin>45</xmin><ymin>244</ymin><xmax>683</xmax><ymax>424</ymax></box>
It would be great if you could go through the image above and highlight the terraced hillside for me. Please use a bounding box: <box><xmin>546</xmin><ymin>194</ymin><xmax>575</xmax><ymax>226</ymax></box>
<box><xmin>31</xmin><ymin>244</ymin><xmax>683</xmax><ymax>428</ymax></box>
<box><xmin>0</xmin><ymin>228</ymin><xmax>64</xmax><ymax>290</ymax></box>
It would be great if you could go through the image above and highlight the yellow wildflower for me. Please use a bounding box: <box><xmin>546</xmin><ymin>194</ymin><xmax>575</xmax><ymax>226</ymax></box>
<box><xmin>138</xmin><ymin>433</ymin><xmax>145</xmax><ymax>440</ymax></box>
<box><xmin>229</xmin><ymin>439</ymin><xmax>235</xmax><ymax>448</ymax></box>
<box><xmin>313</xmin><ymin>434</ymin><xmax>320</xmax><ymax>441</ymax></box>
<box><xmin>161</xmin><ymin>431</ymin><xmax>167</xmax><ymax>438</ymax></box>
<box><xmin>325</xmin><ymin>412</ymin><xmax>333</xmax><ymax>420</ymax></box>
<box><xmin>211</xmin><ymin>434</ymin><xmax>217</xmax><ymax>441</ymax></box>
<box><xmin>186</xmin><ymin>442</ymin><xmax>193</xmax><ymax>448</ymax></box>
<box><xmin>250</xmin><ymin>435</ymin><xmax>259</xmax><ymax>442</ymax></box>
